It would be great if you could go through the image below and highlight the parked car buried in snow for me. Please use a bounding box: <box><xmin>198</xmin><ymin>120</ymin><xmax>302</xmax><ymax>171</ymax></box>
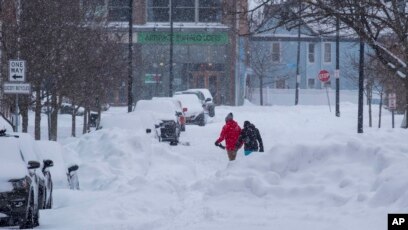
<box><xmin>152</xmin><ymin>97</ymin><xmax>186</xmax><ymax>132</ymax></box>
<box><xmin>173</xmin><ymin>94</ymin><xmax>207</xmax><ymax>126</ymax></box>
<box><xmin>0</xmin><ymin>130</ymin><xmax>41</xmax><ymax>228</ymax></box>
<box><xmin>184</xmin><ymin>88</ymin><xmax>215</xmax><ymax>117</ymax></box>
<box><xmin>135</xmin><ymin>99</ymin><xmax>181</xmax><ymax>145</ymax></box>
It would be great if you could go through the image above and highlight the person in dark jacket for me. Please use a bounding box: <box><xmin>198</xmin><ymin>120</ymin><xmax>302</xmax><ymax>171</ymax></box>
<box><xmin>236</xmin><ymin>121</ymin><xmax>264</xmax><ymax>156</ymax></box>
<box><xmin>215</xmin><ymin>113</ymin><xmax>242</xmax><ymax>161</ymax></box>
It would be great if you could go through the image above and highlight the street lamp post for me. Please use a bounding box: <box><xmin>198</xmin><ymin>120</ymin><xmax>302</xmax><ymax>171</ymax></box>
<box><xmin>335</xmin><ymin>17</ymin><xmax>340</xmax><ymax>117</ymax></box>
<box><xmin>295</xmin><ymin>0</ymin><xmax>301</xmax><ymax>105</ymax></box>
<box><xmin>169</xmin><ymin>0</ymin><xmax>174</xmax><ymax>97</ymax></box>
<box><xmin>127</xmin><ymin>0</ymin><xmax>134</xmax><ymax>112</ymax></box>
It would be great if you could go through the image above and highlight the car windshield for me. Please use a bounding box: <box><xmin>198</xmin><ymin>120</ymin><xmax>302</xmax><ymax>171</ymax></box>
<box><xmin>173</xmin><ymin>94</ymin><xmax>203</xmax><ymax>113</ymax></box>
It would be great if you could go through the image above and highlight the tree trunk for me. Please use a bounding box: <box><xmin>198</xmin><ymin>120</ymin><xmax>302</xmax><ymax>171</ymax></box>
<box><xmin>83</xmin><ymin>107</ymin><xmax>88</xmax><ymax>134</ymax></box>
<box><xmin>404</xmin><ymin>79</ymin><xmax>408</xmax><ymax>128</ymax></box>
<box><xmin>21</xmin><ymin>104</ymin><xmax>28</xmax><ymax>133</ymax></box>
<box><xmin>71</xmin><ymin>100</ymin><xmax>76</xmax><ymax>137</ymax></box>
<box><xmin>71</xmin><ymin>109</ymin><xmax>76</xmax><ymax>137</ymax></box>
<box><xmin>49</xmin><ymin>91</ymin><xmax>58</xmax><ymax>141</ymax></box>
<box><xmin>368</xmin><ymin>83</ymin><xmax>372</xmax><ymax>128</ymax></box>
<box><xmin>378</xmin><ymin>92</ymin><xmax>383</xmax><ymax>128</ymax></box>
<box><xmin>34</xmin><ymin>86</ymin><xmax>41</xmax><ymax>140</ymax></box>
<box><xmin>259</xmin><ymin>75</ymin><xmax>263</xmax><ymax>106</ymax></box>
<box><xmin>20</xmin><ymin>96</ymin><xmax>29</xmax><ymax>133</ymax></box>
<box><xmin>87</xmin><ymin>108</ymin><xmax>91</xmax><ymax>133</ymax></box>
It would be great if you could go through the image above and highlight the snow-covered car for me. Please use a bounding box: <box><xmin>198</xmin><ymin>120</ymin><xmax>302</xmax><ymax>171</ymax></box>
<box><xmin>185</xmin><ymin>88</ymin><xmax>215</xmax><ymax>117</ymax></box>
<box><xmin>18</xmin><ymin>133</ymin><xmax>54</xmax><ymax>210</ymax></box>
<box><xmin>59</xmin><ymin>103</ymin><xmax>85</xmax><ymax>116</ymax></box>
<box><xmin>135</xmin><ymin>99</ymin><xmax>181</xmax><ymax>145</ymax></box>
<box><xmin>152</xmin><ymin>97</ymin><xmax>186</xmax><ymax>131</ymax></box>
<box><xmin>173</xmin><ymin>94</ymin><xmax>207</xmax><ymax>126</ymax></box>
<box><xmin>0</xmin><ymin>130</ymin><xmax>41</xmax><ymax>228</ymax></box>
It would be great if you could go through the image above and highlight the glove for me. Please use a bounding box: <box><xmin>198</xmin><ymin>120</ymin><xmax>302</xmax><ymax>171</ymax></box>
<box><xmin>259</xmin><ymin>147</ymin><xmax>264</xmax><ymax>152</ymax></box>
<box><xmin>214</xmin><ymin>141</ymin><xmax>219</xmax><ymax>147</ymax></box>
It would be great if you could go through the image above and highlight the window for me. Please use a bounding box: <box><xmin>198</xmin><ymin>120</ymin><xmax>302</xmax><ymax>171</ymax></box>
<box><xmin>308</xmin><ymin>78</ymin><xmax>315</xmax><ymax>88</ymax></box>
<box><xmin>272</xmin><ymin>43</ymin><xmax>281</xmax><ymax>63</ymax></box>
<box><xmin>276</xmin><ymin>79</ymin><xmax>286</xmax><ymax>89</ymax></box>
<box><xmin>174</xmin><ymin>0</ymin><xmax>195</xmax><ymax>22</ymax></box>
<box><xmin>83</xmin><ymin>0</ymin><xmax>106</xmax><ymax>20</ymax></box>
<box><xmin>147</xmin><ymin>0</ymin><xmax>169</xmax><ymax>22</ymax></box>
<box><xmin>108</xmin><ymin>0</ymin><xmax>129</xmax><ymax>22</ymax></box>
<box><xmin>199</xmin><ymin>0</ymin><xmax>222</xmax><ymax>22</ymax></box>
<box><xmin>147</xmin><ymin>0</ymin><xmax>221</xmax><ymax>23</ymax></box>
<box><xmin>308</xmin><ymin>43</ymin><xmax>315</xmax><ymax>63</ymax></box>
<box><xmin>324</xmin><ymin>43</ymin><xmax>331</xmax><ymax>63</ymax></box>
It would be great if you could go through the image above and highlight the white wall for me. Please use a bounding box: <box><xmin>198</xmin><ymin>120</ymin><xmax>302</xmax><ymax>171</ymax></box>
<box><xmin>248</xmin><ymin>88</ymin><xmax>366</xmax><ymax>106</ymax></box>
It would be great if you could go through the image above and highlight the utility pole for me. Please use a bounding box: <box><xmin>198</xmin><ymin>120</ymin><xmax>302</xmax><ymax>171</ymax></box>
<box><xmin>127</xmin><ymin>0</ymin><xmax>133</xmax><ymax>112</ymax></box>
<box><xmin>295</xmin><ymin>0</ymin><xmax>301</xmax><ymax>105</ymax></box>
<box><xmin>357</xmin><ymin>37</ymin><xmax>365</xmax><ymax>133</ymax></box>
<box><xmin>335</xmin><ymin>17</ymin><xmax>340</xmax><ymax>117</ymax></box>
<box><xmin>169</xmin><ymin>0</ymin><xmax>174</xmax><ymax>97</ymax></box>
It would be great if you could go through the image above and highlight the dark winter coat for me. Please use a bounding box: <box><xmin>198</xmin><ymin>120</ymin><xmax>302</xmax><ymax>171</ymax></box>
<box><xmin>236</xmin><ymin>124</ymin><xmax>264</xmax><ymax>152</ymax></box>
<box><xmin>216</xmin><ymin>120</ymin><xmax>241</xmax><ymax>151</ymax></box>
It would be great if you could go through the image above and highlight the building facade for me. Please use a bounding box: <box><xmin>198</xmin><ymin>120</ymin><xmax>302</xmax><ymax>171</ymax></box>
<box><xmin>249</xmin><ymin>29</ymin><xmax>361</xmax><ymax>92</ymax></box>
<box><xmin>106</xmin><ymin>0</ymin><xmax>249</xmax><ymax>105</ymax></box>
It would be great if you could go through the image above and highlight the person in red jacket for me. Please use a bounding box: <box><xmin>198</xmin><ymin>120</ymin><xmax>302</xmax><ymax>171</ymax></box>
<box><xmin>215</xmin><ymin>113</ymin><xmax>242</xmax><ymax>161</ymax></box>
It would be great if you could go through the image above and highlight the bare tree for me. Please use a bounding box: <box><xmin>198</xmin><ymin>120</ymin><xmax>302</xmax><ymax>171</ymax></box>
<box><xmin>249</xmin><ymin>40</ymin><xmax>290</xmax><ymax>105</ymax></box>
<box><xmin>244</xmin><ymin>0</ymin><xmax>408</xmax><ymax>127</ymax></box>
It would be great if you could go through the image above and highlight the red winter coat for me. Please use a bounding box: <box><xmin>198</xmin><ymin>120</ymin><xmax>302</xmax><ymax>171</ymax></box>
<box><xmin>216</xmin><ymin>120</ymin><xmax>241</xmax><ymax>151</ymax></box>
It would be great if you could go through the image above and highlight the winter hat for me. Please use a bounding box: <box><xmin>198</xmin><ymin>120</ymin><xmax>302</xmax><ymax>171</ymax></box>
<box><xmin>244</xmin><ymin>121</ymin><xmax>251</xmax><ymax>128</ymax></box>
<box><xmin>225</xmin><ymin>112</ymin><xmax>233</xmax><ymax>122</ymax></box>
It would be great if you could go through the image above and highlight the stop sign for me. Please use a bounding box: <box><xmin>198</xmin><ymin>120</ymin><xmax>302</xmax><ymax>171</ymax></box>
<box><xmin>318</xmin><ymin>70</ymin><xmax>330</xmax><ymax>83</ymax></box>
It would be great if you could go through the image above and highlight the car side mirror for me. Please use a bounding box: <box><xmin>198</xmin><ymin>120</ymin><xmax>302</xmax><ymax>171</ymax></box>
<box><xmin>43</xmin><ymin>159</ymin><xmax>54</xmax><ymax>168</ymax></box>
<box><xmin>68</xmin><ymin>164</ymin><xmax>79</xmax><ymax>173</ymax></box>
<box><xmin>205</xmin><ymin>98</ymin><xmax>211</xmax><ymax>102</ymax></box>
<box><xmin>183</xmin><ymin>108</ymin><xmax>187</xmax><ymax>112</ymax></box>
<box><xmin>28</xmin><ymin>161</ymin><xmax>41</xmax><ymax>170</ymax></box>
<box><xmin>146</xmin><ymin>128</ymin><xmax>152</xmax><ymax>134</ymax></box>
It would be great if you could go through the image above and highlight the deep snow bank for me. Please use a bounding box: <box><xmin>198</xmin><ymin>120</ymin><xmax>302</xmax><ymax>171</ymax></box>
<box><xmin>40</xmin><ymin>103</ymin><xmax>408</xmax><ymax>230</ymax></box>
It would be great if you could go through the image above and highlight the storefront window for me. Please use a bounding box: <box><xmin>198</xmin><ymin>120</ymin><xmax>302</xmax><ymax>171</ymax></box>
<box><xmin>108</xmin><ymin>0</ymin><xmax>129</xmax><ymax>22</ymax></box>
<box><xmin>147</xmin><ymin>0</ymin><xmax>221</xmax><ymax>23</ymax></box>
<box><xmin>147</xmin><ymin>0</ymin><xmax>169</xmax><ymax>22</ymax></box>
<box><xmin>173</xmin><ymin>0</ymin><xmax>195</xmax><ymax>22</ymax></box>
<box><xmin>199</xmin><ymin>0</ymin><xmax>221</xmax><ymax>22</ymax></box>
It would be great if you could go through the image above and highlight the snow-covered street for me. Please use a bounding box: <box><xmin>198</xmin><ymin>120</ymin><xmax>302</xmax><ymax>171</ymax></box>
<box><xmin>20</xmin><ymin>103</ymin><xmax>408</xmax><ymax>230</ymax></box>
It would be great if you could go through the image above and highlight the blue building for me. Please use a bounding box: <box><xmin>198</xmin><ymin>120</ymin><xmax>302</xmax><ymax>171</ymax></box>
<box><xmin>248</xmin><ymin>21</ymin><xmax>361</xmax><ymax>91</ymax></box>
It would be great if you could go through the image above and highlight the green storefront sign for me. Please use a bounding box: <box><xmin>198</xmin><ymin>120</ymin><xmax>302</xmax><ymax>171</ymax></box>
<box><xmin>138</xmin><ymin>32</ymin><xmax>228</xmax><ymax>45</ymax></box>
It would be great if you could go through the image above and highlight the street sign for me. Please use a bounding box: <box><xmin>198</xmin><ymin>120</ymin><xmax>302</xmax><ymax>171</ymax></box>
<box><xmin>145</xmin><ymin>73</ymin><xmax>162</xmax><ymax>84</ymax></box>
<box><xmin>318</xmin><ymin>70</ymin><xmax>330</xmax><ymax>83</ymax></box>
<box><xmin>9</xmin><ymin>60</ymin><xmax>26</xmax><ymax>82</ymax></box>
<box><xmin>3</xmin><ymin>82</ymin><xmax>31</xmax><ymax>94</ymax></box>
<box><xmin>389</xmin><ymin>93</ymin><xmax>397</xmax><ymax>110</ymax></box>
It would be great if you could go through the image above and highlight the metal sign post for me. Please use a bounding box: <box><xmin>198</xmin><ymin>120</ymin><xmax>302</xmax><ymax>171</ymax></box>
<box><xmin>318</xmin><ymin>70</ymin><xmax>331</xmax><ymax>112</ymax></box>
<box><xmin>5</xmin><ymin>59</ymin><xmax>29</xmax><ymax>132</ymax></box>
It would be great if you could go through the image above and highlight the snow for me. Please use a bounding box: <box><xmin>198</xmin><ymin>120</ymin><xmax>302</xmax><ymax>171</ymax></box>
<box><xmin>135</xmin><ymin>99</ymin><xmax>179</xmax><ymax>122</ymax></box>
<box><xmin>2</xmin><ymin>102</ymin><xmax>408</xmax><ymax>229</ymax></box>
<box><xmin>0</xmin><ymin>137</ymin><xmax>27</xmax><ymax>192</ymax></box>
<box><xmin>173</xmin><ymin>94</ymin><xmax>204</xmax><ymax>116</ymax></box>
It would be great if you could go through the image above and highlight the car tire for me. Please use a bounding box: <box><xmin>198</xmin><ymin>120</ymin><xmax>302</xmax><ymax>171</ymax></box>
<box><xmin>46</xmin><ymin>189</ymin><xmax>53</xmax><ymax>209</ymax></box>
<box><xmin>20</xmin><ymin>193</ymin><xmax>35</xmax><ymax>229</ymax></box>
<box><xmin>209</xmin><ymin>107</ymin><xmax>215</xmax><ymax>117</ymax></box>
<box><xmin>198</xmin><ymin>115</ymin><xmax>206</xmax><ymax>126</ymax></box>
